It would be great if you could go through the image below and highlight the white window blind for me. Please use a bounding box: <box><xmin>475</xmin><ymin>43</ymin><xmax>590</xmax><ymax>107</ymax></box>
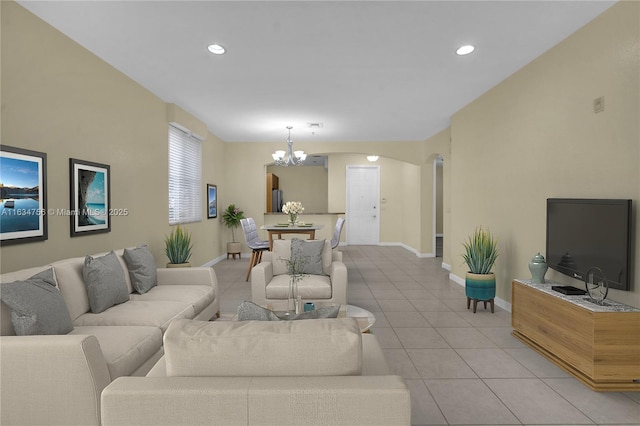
<box><xmin>168</xmin><ymin>124</ymin><xmax>202</xmax><ymax>225</ymax></box>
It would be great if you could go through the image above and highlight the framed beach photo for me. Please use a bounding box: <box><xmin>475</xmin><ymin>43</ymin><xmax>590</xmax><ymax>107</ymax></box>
<box><xmin>0</xmin><ymin>145</ymin><xmax>48</xmax><ymax>245</ymax></box>
<box><xmin>70</xmin><ymin>158</ymin><xmax>110</xmax><ymax>237</ymax></box>
<box><xmin>207</xmin><ymin>184</ymin><xmax>217</xmax><ymax>219</ymax></box>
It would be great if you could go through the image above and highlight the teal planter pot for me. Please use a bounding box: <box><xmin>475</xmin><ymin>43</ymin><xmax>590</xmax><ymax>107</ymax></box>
<box><xmin>465</xmin><ymin>272</ymin><xmax>496</xmax><ymax>301</ymax></box>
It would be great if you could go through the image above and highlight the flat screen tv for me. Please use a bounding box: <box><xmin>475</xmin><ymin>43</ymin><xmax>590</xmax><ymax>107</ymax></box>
<box><xmin>546</xmin><ymin>198</ymin><xmax>632</xmax><ymax>291</ymax></box>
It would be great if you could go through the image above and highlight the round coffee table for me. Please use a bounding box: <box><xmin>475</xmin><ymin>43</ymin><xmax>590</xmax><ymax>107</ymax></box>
<box><xmin>343</xmin><ymin>304</ymin><xmax>376</xmax><ymax>333</ymax></box>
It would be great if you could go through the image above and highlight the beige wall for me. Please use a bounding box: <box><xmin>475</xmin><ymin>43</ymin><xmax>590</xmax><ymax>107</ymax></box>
<box><xmin>266</xmin><ymin>165</ymin><xmax>328</xmax><ymax>213</ymax></box>
<box><xmin>1</xmin><ymin>2</ymin><xmax>226</xmax><ymax>271</ymax></box>
<box><xmin>421</xmin><ymin>128</ymin><xmax>451</xmax><ymax>260</ymax></box>
<box><xmin>436</xmin><ymin>163</ymin><xmax>443</xmax><ymax>235</ymax></box>
<box><xmin>449</xmin><ymin>1</ymin><xmax>639</xmax><ymax>307</ymax></box>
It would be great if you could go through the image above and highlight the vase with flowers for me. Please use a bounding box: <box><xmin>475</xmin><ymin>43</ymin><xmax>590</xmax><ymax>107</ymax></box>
<box><xmin>282</xmin><ymin>201</ymin><xmax>304</xmax><ymax>226</ymax></box>
<box><xmin>281</xmin><ymin>255</ymin><xmax>308</xmax><ymax>314</ymax></box>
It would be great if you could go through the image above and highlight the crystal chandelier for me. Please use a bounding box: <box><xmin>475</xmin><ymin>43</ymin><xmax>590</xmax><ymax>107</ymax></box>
<box><xmin>272</xmin><ymin>126</ymin><xmax>307</xmax><ymax>166</ymax></box>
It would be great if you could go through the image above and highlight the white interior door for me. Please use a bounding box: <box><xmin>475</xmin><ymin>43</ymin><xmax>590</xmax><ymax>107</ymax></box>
<box><xmin>346</xmin><ymin>165</ymin><xmax>380</xmax><ymax>245</ymax></box>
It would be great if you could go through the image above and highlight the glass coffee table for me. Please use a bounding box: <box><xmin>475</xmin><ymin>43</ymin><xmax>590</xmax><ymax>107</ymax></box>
<box><xmin>341</xmin><ymin>304</ymin><xmax>376</xmax><ymax>333</ymax></box>
<box><xmin>249</xmin><ymin>302</ymin><xmax>376</xmax><ymax>333</ymax></box>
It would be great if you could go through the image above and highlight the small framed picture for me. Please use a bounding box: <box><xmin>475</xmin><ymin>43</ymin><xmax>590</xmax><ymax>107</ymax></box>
<box><xmin>70</xmin><ymin>158</ymin><xmax>110</xmax><ymax>237</ymax></box>
<box><xmin>207</xmin><ymin>184</ymin><xmax>217</xmax><ymax>219</ymax></box>
<box><xmin>0</xmin><ymin>145</ymin><xmax>48</xmax><ymax>245</ymax></box>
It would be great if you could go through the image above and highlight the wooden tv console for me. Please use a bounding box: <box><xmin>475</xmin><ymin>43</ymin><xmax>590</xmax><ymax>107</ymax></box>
<box><xmin>511</xmin><ymin>279</ymin><xmax>640</xmax><ymax>391</ymax></box>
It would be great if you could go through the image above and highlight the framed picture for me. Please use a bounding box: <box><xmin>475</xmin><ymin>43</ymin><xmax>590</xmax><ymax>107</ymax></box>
<box><xmin>207</xmin><ymin>184</ymin><xmax>217</xmax><ymax>219</ymax></box>
<box><xmin>70</xmin><ymin>158</ymin><xmax>110</xmax><ymax>237</ymax></box>
<box><xmin>0</xmin><ymin>145</ymin><xmax>48</xmax><ymax>245</ymax></box>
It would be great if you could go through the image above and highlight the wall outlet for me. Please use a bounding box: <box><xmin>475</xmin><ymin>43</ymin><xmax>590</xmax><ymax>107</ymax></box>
<box><xmin>594</xmin><ymin>96</ymin><xmax>605</xmax><ymax>113</ymax></box>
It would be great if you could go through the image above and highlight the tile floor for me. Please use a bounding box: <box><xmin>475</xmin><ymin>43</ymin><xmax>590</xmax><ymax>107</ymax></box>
<box><xmin>212</xmin><ymin>245</ymin><xmax>640</xmax><ymax>426</ymax></box>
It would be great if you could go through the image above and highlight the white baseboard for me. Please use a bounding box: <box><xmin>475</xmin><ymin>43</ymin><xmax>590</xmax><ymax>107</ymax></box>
<box><xmin>378</xmin><ymin>242</ymin><xmax>435</xmax><ymax>258</ymax></box>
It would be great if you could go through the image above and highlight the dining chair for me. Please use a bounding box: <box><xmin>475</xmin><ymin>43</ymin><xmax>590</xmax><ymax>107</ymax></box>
<box><xmin>240</xmin><ymin>218</ymin><xmax>271</xmax><ymax>281</ymax></box>
<box><xmin>331</xmin><ymin>217</ymin><xmax>345</xmax><ymax>249</ymax></box>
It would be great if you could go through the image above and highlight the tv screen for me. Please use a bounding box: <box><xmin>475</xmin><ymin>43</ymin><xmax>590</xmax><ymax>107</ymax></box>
<box><xmin>546</xmin><ymin>198</ymin><xmax>632</xmax><ymax>291</ymax></box>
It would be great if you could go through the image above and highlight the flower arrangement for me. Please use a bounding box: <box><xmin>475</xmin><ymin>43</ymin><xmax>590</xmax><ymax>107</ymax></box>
<box><xmin>282</xmin><ymin>201</ymin><xmax>304</xmax><ymax>225</ymax></box>
<box><xmin>222</xmin><ymin>204</ymin><xmax>245</xmax><ymax>242</ymax></box>
<box><xmin>280</xmin><ymin>255</ymin><xmax>308</xmax><ymax>313</ymax></box>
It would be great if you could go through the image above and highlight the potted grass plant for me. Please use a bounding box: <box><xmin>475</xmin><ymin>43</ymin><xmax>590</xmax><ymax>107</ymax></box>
<box><xmin>164</xmin><ymin>225</ymin><xmax>193</xmax><ymax>267</ymax></box>
<box><xmin>462</xmin><ymin>227</ymin><xmax>498</xmax><ymax>312</ymax></box>
<box><xmin>222</xmin><ymin>204</ymin><xmax>245</xmax><ymax>257</ymax></box>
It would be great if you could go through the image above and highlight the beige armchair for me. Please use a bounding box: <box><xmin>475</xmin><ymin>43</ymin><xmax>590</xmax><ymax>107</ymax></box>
<box><xmin>251</xmin><ymin>239</ymin><xmax>347</xmax><ymax>309</ymax></box>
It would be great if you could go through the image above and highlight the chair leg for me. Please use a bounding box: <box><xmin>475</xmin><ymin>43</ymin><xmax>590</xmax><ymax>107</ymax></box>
<box><xmin>245</xmin><ymin>251</ymin><xmax>256</xmax><ymax>282</ymax></box>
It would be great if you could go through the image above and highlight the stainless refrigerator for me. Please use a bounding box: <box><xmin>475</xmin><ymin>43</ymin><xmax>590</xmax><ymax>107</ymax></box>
<box><xmin>272</xmin><ymin>189</ymin><xmax>283</xmax><ymax>212</ymax></box>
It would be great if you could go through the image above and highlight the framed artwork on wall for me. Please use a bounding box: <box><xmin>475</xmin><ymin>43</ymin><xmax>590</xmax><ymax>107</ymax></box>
<box><xmin>207</xmin><ymin>184</ymin><xmax>217</xmax><ymax>219</ymax></box>
<box><xmin>70</xmin><ymin>158</ymin><xmax>110</xmax><ymax>237</ymax></box>
<box><xmin>0</xmin><ymin>145</ymin><xmax>48</xmax><ymax>245</ymax></box>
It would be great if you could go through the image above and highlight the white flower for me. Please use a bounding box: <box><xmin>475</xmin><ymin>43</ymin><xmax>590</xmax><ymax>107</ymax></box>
<box><xmin>282</xmin><ymin>201</ymin><xmax>304</xmax><ymax>215</ymax></box>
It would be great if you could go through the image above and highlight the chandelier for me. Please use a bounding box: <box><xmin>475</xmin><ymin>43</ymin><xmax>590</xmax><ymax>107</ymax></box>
<box><xmin>272</xmin><ymin>126</ymin><xmax>307</xmax><ymax>166</ymax></box>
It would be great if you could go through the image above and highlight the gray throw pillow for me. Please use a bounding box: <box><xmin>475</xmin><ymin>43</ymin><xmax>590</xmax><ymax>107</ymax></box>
<box><xmin>83</xmin><ymin>251</ymin><xmax>130</xmax><ymax>314</ymax></box>
<box><xmin>0</xmin><ymin>269</ymin><xmax>74</xmax><ymax>335</ymax></box>
<box><xmin>291</xmin><ymin>238</ymin><xmax>325</xmax><ymax>275</ymax></box>
<box><xmin>123</xmin><ymin>245</ymin><xmax>157</xmax><ymax>294</ymax></box>
<box><xmin>237</xmin><ymin>300</ymin><xmax>340</xmax><ymax>321</ymax></box>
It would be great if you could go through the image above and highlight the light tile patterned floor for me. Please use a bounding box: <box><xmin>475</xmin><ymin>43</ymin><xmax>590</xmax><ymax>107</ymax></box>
<box><xmin>212</xmin><ymin>245</ymin><xmax>640</xmax><ymax>426</ymax></box>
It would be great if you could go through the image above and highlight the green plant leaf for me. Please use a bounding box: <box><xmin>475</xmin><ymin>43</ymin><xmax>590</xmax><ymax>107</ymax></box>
<box><xmin>462</xmin><ymin>226</ymin><xmax>498</xmax><ymax>274</ymax></box>
<box><xmin>164</xmin><ymin>225</ymin><xmax>193</xmax><ymax>264</ymax></box>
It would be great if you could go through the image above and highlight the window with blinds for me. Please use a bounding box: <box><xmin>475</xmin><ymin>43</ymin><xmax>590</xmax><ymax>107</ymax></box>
<box><xmin>168</xmin><ymin>124</ymin><xmax>202</xmax><ymax>225</ymax></box>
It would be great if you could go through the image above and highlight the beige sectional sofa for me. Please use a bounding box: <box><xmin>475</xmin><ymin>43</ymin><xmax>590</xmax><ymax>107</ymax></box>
<box><xmin>101</xmin><ymin>318</ymin><xmax>411</xmax><ymax>426</ymax></box>
<box><xmin>0</xmin><ymin>248</ymin><xmax>219</xmax><ymax>426</ymax></box>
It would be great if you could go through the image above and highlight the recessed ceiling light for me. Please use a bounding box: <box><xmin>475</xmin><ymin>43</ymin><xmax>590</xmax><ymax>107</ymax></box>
<box><xmin>207</xmin><ymin>44</ymin><xmax>226</xmax><ymax>55</ymax></box>
<box><xmin>456</xmin><ymin>45</ymin><xmax>475</xmax><ymax>56</ymax></box>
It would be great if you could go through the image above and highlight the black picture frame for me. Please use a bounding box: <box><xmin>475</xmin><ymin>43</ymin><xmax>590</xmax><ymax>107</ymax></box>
<box><xmin>207</xmin><ymin>184</ymin><xmax>217</xmax><ymax>219</ymax></box>
<box><xmin>70</xmin><ymin>158</ymin><xmax>111</xmax><ymax>237</ymax></box>
<box><xmin>0</xmin><ymin>145</ymin><xmax>48</xmax><ymax>245</ymax></box>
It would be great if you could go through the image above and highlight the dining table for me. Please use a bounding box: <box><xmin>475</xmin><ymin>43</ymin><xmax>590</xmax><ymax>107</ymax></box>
<box><xmin>260</xmin><ymin>223</ymin><xmax>325</xmax><ymax>250</ymax></box>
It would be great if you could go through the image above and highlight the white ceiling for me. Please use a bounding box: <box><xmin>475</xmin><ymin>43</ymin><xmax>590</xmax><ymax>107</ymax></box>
<box><xmin>17</xmin><ymin>1</ymin><xmax>616</xmax><ymax>143</ymax></box>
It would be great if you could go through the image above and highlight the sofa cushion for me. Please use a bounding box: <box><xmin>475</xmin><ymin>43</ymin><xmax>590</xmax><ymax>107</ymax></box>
<box><xmin>123</xmin><ymin>245</ymin><xmax>157</xmax><ymax>294</ymax></box>
<box><xmin>272</xmin><ymin>239</ymin><xmax>332</xmax><ymax>276</ymax></box>
<box><xmin>71</xmin><ymin>325</ymin><xmax>162</xmax><ymax>379</ymax></box>
<box><xmin>291</xmin><ymin>238</ymin><xmax>325</xmax><ymax>275</ymax></box>
<box><xmin>0</xmin><ymin>268</ymin><xmax>74</xmax><ymax>336</ymax></box>
<box><xmin>164</xmin><ymin>318</ymin><xmax>362</xmax><ymax>377</ymax></box>
<box><xmin>50</xmin><ymin>256</ymin><xmax>92</xmax><ymax>321</ymax></box>
<box><xmin>83</xmin><ymin>251</ymin><xmax>130</xmax><ymax>314</ymax></box>
<box><xmin>265</xmin><ymin>274</ymin><xmax>332</xmax><ymax>299</ymax></box>
<box><xmin>271</xmin><ymin>239</ymin><xmax>291</xmax><ymax>276</ymax></box>
<box><xmin>237</xmin><ymin>300</ymin><xmax>340</xmax><ymax>321</ymax></box>
<box><xmin>1</xmin><ymin>265</ymin><xmax>53</xmax><ymax>336</ymax></box>
<box><xmin>129</xmin><ymin>285</ymin><xmax>214</xmax><ymax>314</ymax></box>
<box><xmin>73</xmin><ymin>300</ymin><xmax>195</xmax><ymax>332</ymax></box>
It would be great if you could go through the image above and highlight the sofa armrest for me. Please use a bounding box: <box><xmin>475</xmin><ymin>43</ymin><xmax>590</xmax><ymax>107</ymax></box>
<box><xmin>102</xmin><ymin>376</ymin><xmax>410</xmax><ymax>426</ymax></box>
<box><xmin>0</xmin><ymin>334</ymin><xmax>111</xmax><ymax>426</ymax></box>
<box><xmin>329</xmin><ymin>260</ymin><xmax>348</xmax><ymax>306</ymax></box>
<box><xmin>156</xmin><ymin>266</ymin><xmax>218</xmax><ymax>289</ymax></box>
<box><xmin>250</xmin><ymin>261</ymin><xmax>273</xmax><ymax>305</ymax></box>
